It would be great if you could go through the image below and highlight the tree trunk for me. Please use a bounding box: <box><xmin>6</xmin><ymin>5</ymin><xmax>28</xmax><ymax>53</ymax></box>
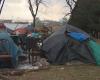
<box><xmin>33</xmin><ymin>16</ymin><xmax>36</xmax><ymax>32</ymax></box>
<box><xmin>68</xmin><ymin>0</ymin><xmax>100</xmax><ymax>32</ymax></box>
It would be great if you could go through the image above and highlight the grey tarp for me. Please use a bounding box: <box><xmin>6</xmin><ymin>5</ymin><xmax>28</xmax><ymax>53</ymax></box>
<box><xmin>42</xmin><ymin>24</ymin><xmax>95</xmax><ymax>64</ymax></box>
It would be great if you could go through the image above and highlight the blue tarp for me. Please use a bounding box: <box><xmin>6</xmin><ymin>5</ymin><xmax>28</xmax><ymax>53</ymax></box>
<box><xmin>0</xmin><ymin>31</ymin><xmax>23</xmax><ymax>66</ymax></box>
<box><xmin>27</xmin><ymin>32</ymin><xmax>42</xmax><ymax>38</ymax></box>
<box><xmin>67</xmin><ymin>32</ymin><xmax>89</xmax><ymax>42</ymax></box>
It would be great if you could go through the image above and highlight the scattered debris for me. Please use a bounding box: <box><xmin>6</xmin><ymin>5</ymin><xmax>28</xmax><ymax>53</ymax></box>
<box><xmin>34</xmin><ymin>58</ymin><xmax>50</xmax><ymax>70</ymax></box>
<box><xmin>60</xmin><ymin>67</ymin><xmax>64</xmax><ymax>70</ymax></box>
<box><xmin>0</xmin><ymin>74</ymin><xmax>10</xmax><ymax>80</ymax></box>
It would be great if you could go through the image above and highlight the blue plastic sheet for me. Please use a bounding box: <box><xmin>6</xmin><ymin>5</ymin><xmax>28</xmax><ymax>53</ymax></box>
<box><xmin>67</xmin><ymin>32</ymin><xmax>89</xmax><ymax>42</ymax></box>
<box><xmin>27</xmin><ymin>32</ymin><xmax>42</xmax><ymax>38</ymax></box>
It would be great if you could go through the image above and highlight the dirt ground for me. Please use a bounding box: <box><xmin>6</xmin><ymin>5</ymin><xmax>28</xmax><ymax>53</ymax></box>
<box><xmin>0</xmin><ymin>64</ymin><xmax>100</xmax><ymax>80</ymax></box>
<box><xmin>0</xmin><ymin>39</ymin><xmax>100</xmax><ymax>80</ymax></box>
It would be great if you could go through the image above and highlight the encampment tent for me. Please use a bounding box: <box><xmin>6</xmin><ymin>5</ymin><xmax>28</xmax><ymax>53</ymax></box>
<box><xmin>0</xmin><ymin>23</ymin><xmax>23</xmax><ymax>67</ymax></box>
<box><xmin>42</xmin><ymin>24</ymin><xmax>96</xmax><ymax>64</ymax></box>
<box><xmin>0</xmin><ymin>31</ymin><xmax>23</xmax><ymax>66</ymax></box>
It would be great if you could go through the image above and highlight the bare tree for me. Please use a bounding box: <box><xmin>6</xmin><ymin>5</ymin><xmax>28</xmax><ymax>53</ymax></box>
<box><xmin>65</xmin><ymin>0</ymin><xmax>77</xmax><ymax>16</ymax></box>
<box><xmin>28</xmin><ymin>0</ymin><xmax>44</xmax><ymax>31</ymax></box>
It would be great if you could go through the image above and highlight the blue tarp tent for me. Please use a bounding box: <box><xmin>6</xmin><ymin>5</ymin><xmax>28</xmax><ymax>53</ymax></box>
<box><xmin>0</xmin><ymin>31</ymin><xmax>23</xmax><ymax>66</ymax></box>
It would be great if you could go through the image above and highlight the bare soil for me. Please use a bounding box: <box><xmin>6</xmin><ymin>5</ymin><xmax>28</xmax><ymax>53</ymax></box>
<box><xmin>0</xmin><ymin>64</ymin><xmax>100</xmax><ymax>80</ymax></box>
<box><xmin>1</xmin><ymin>39</ymin><xmax>100</xmax><ymax>80</ymax></box>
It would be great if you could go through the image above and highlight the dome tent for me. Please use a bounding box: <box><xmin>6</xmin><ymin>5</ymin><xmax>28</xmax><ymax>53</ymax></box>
<box><xmin>42</xmin><ymin>24</ymin><xmax>96</xmax><ymax>64</ymax></box>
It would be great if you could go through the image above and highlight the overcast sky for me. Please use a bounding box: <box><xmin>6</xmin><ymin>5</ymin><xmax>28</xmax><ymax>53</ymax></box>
<box><xmin>0</xmin><ymin>0</ymin><xmax>69</xmax><ymax>21</ymax></box>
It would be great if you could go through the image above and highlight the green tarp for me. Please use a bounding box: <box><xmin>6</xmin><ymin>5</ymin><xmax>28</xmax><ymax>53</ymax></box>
<box><xmin>88</xmin><ymin>40</ymin><xmax>100</xmax><ymax>65</ymax></box>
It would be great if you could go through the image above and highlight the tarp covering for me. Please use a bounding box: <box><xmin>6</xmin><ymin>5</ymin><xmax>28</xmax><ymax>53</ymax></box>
<box><xmin>0</xmin><ymin>31</ymin><xmax>23</xmax><ymax>66</ymax></box>
<box><xmin>14</xmin><ymin>28</ymin><xmax>29</xmax><ymax>35</ymax></box>
<box><xmin>67</xmin><ymin>32</ymin><xmax>89</xmax><ymax>42</ymax></box>
<box><xmin>88</xmin><ymin>40</ymin><xmax>100</xmax><ymax>65</ymax></box>
<box><xmin>27</xmin><ymin>32</ymin><xmax>42</xmax><ymax>38</ymax></box>
<box><xmin>42</xmin><ymin>24</ymin><xmax>95</xmax><ymax>64</ymax></box>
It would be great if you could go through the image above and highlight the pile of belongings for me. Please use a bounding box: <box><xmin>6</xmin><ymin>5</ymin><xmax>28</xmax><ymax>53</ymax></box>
<box><xmin>42</xmin><ymin>24</ymin><xmax>100</xmax><ymax>65</ymax></box>
<box><xmin>17</xmin><ymin>58</ymin><xmax>49</xmax><ymax>70</ymax></box>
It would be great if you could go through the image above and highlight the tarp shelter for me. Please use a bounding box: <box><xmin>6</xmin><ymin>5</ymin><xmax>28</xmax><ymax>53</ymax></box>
<box><xmin>0</xmin><ymin>32</ymin><xmax>23</xmax><ymax>67</ymax></box>
<box><xmin>42</xmin><ymin>24</ymin><xmax>96</xmax><ymax>64</ymax></box>
<box><xmin>0</xmin><ymin>24</ymin><xmax>23</xmax><ymax>67</ymax></box>
<box><xmin>88</xmin><ymin>40</ymin><xmax>100</xmax><ymax>65</ymax></box>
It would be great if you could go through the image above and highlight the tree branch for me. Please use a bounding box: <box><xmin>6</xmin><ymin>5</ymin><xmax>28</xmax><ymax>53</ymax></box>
<box><xmin>0</xmin><ymin>0</ymin><xmax>5</xmax><ymax>15</ymax></box>
<box><xmin>66</xmin><ymin>0</ymin><xmax>73</xmax><ymax>12</ymax></box>
<box><xmin>65</xmin><ymin>12</ymin><xmax>71</xmax><ymax>16</ymax></box>
<box><xmin>72</xmin><ymin>0</ymin><xmax>77</xmax><ymax>4</ymax></box>
<box><xmin>65</xmin><ymin>0</ymin><xmax>77</xmax><ymax>17</ymax></box>
<box><xmin>0</xmin><ymin>0</ymin><xmax>2</xmax><ymax>4</ymax></box>
<box><xmin>28</xmin><ymin>0</ymin><xmax>35</xmax><ymax>16</ymax></box>
<box><xmin>28</xmin><ymin>0</ymin><xmax>44</xmax><ymax>29</ymax></box>
<box><xmin>35</xmin><ymin>0</ymin><xmax>40</xmax><ymax>16</ymax></box>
